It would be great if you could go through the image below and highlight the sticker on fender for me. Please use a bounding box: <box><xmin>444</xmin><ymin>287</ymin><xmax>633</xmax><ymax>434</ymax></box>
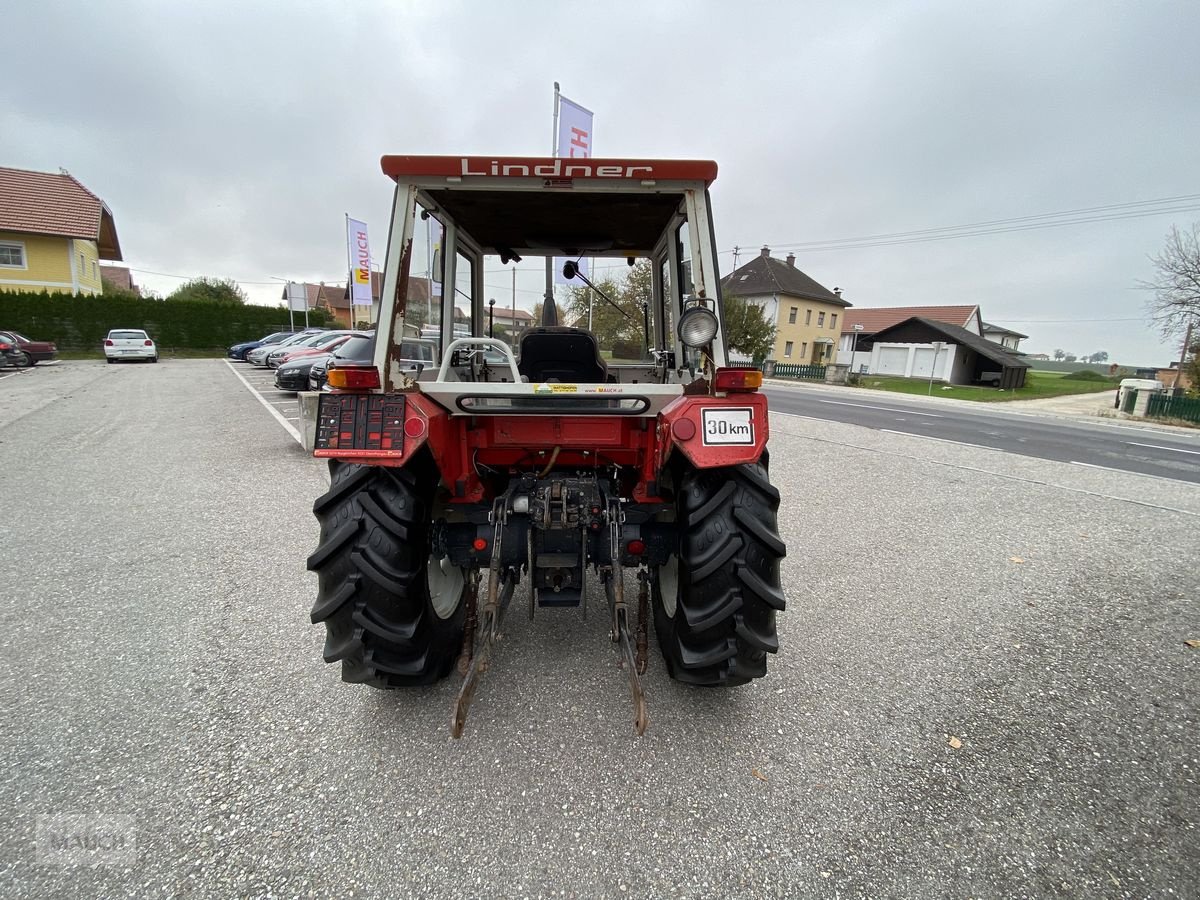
<box><xmin>701</xmin><ymin>407</ymin><xmax>754</xmax><ymax>445</ymax></box>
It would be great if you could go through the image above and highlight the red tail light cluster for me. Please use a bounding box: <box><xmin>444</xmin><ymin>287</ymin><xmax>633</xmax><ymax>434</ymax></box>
<box><xmin>326</xmin><ymin>365</ymin><xmax>381</xmax><ymax>390</ymax></box>
<box><xmin>104</xmin><ymin>339</ymin><xmax>114</xmax><ymax>347</ymax></box>
<box><xmin>143</xmin><ymin>340</ymin><xmax>153</xmax><ymax>346</ymax></box>
<box><xmin>0</xmin><ymin>342</ymin><xmax>11</xmax><ymax>351</ymax></box>
<box><xmin>713</xmin><ymin>367</ymin><xmax>763</xmax><ymax>392</ymax></box>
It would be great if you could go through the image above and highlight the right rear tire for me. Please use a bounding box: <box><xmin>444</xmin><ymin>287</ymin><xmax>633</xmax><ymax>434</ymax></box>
<box><xmin>308</xmin><ymin>458</ymin><xmax>466</xmax><ymax>687</ymax></box>
<box><xmin>653</xmin><ymin>460</ymin><xmax>786</xmax><ymax>685</ymax></box>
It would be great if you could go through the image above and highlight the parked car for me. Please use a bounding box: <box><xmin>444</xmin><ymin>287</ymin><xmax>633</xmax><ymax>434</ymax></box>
<box><xmin>0</xmin><ymin>336</ymin><xmax>24</xmax><ymax>368</ymax></box>
<box><xmin>311</xmin><ymin>333</ymin><xmax>375</xmax><ymax>390</ymax></box>
<box><xmin>278</xmin><ymin>332</ymin><xmax>354</xmax><ymax>365</ymax></box>
<box><xmin>316</xmin><ymin>334</ymin><xmax>436</xmax><ymax>391</ymax></box>
<box><xmin>246</xmin><ymin>329</ymin><xmax>325</xmax><ymax>366</ymax></box>
<box><xmin>228</xmin><ymin>331</ymin><xmax>294</xmax><ymax>361</ymax></box>
<box><xmin>274</xmin><ymin>353</ymin><xmax>331</xmax><ymax>392</ymax></box>
<box><xmin>266</xmin><ymin>331</ymin><xmax>351</xmax><ymax>369</ymax></box>
<box><xmin>104</xmin><ymin>329</ymin><xmax>158</xmax><ymax>363</ymax></box>
<box><xmin>0</xmin><ymin>330</ymin><xmax>58</xmax><ymax>367</ymax></box>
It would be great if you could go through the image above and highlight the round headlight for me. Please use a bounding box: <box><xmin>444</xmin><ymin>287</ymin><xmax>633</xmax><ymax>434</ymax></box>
<box><xmin>677</xmin><ymin>306</ymin><xmax>719</xmax><ymax>347</ymax></box>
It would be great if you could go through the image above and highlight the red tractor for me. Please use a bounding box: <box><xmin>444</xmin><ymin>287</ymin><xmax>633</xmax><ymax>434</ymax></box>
<box><xmin>307</xmin><ymin>155</ymin><xmax>786</xmax><ymax>736</ymax></box>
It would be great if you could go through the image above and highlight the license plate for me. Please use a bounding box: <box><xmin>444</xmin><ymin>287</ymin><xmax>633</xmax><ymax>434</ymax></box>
<box><xmin>314</xmin><ymin>393</ymin><xmax>406</xmax><ymax>456</ymax></box>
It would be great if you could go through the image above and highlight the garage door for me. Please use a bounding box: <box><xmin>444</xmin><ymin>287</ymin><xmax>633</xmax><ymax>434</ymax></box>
<box><xmin>877</xmin><ymin>347</ymin><xmax>909</xmax><ymax>375</ymax></box>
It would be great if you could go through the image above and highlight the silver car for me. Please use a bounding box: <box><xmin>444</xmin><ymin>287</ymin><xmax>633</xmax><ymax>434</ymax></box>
<box><xmin>246</xmin><ymin>330</ymin><xmax>324</xmax><ymax>366</ymax></box>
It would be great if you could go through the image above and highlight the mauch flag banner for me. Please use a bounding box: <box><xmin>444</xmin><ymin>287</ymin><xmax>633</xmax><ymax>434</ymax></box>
<box><xmin>555</xmin><ymin>94</ymin><xmax>593</xmax><ymax>285</ymax></box>
<box><xmin>347</xmin><ymin>217</ymin><xmax>373</xmax><ymax>305</ymax></box>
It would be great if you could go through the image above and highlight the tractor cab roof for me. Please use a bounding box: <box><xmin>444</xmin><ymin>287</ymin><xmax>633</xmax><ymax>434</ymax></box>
<box><xmin>381</xmin><ymin>155</ymin><xmax>718</xmax><ymax>184</ymax></box>
<box><xmin>380</xmin><ymin>156</ymin><xmax>718</xmax><ymax>255</ymax></box>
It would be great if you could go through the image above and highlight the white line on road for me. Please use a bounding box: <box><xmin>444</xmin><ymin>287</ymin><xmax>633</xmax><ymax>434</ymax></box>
<box><xmin>880</xmin><ymin>429</ymin><xmax>989</xmax><ymax>450</ymax></box>
<box><xmin>224</xmin><ymin>360</ymin><xmax>303</xmax><ymax>445</ymax></box>
<box><xmin>817</xmin><ymin>399</ymin><xmax>943</xmax><ymax>418</ymax></box>
<box><xmin>1068</xmin><ymin>461</ymin><xmax>1191</xmax><ymax>483</ymax></box>
<box><xmin>1124</xmin><ymin>441</ymin><xmax>1200</xmax><ymax>456</ymax></box>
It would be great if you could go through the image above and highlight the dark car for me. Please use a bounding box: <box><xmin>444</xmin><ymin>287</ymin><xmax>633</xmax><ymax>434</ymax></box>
<box><xmin>0</xmin><ymin>336</ymin><xmax>23</xmax><ymax>368</ymax></box>
<box><xmin>0</xmin><ymin>330</ymin><xmax>58</xmax><ymax>367</ymax></box>
<box><xmin>313</xmin><ymin>333</ymin><xmax>433</xmax><ymax>391</ymax></box>
<box><xmin>274</xmin><ymin>353</ymin><xmax>331</xmax><ymax>392</ymax></box>
<box><xmin>227</xmin><ymin>331</ymin><xmax>295</xmax><ymax>360</ymax></box>
<box><xmin>310</xmin><ymin>333</ymin><xmax>376</xmax><ymax>391</ymax></box>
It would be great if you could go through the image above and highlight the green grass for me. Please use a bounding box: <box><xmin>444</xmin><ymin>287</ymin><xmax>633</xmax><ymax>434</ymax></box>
<box><xmin>854</xmin><ymin>371</ymin><xmax>1118</xmax><ymax>402</ymax></box>
<box><xmin>55</xmin><ymin>348</ymin><xmax>229</xmax><ymax>360</ymax></box>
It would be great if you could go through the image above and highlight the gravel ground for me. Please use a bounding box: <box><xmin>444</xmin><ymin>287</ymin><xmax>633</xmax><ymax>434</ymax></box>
<box><xmin>0</xmin><ymin>360</ymin><xmax>1196</xmax><ymax>898</ymax></box>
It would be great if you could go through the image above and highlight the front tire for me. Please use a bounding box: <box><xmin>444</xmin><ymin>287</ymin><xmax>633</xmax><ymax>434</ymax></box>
<box><xmin>308</xmin><ymin>458</ymin><xmax>466</xmax><ymax>687</ymax></box>
<box><xmin>653</xmin><ymin>460</ymin><xmax>786</xmax><ymax>685</ymax></box>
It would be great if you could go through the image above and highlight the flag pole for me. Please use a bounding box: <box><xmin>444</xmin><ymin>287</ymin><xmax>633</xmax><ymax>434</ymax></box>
<box><xmin>345</xmin><ymin>213</ymin><xmax>354</xmax><ymax>329</ymax></box>
<box><xmin>543</xmin><ymin>82</ymin><xmax>560</xmax><ymax>322</ymax></box>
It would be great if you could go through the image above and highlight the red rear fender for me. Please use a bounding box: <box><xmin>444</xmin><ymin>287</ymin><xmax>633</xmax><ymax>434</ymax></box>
<box><xmin>657</xmin><ymin>394</ymin><xmax>769</xmax><ymax>470</ymax></box>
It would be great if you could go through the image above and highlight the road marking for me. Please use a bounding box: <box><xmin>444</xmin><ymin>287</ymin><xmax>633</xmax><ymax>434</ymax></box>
<box><xmin>817</xmin><ymin>399</ymin><xmax>943</xmax><ymax>418</ymax></box>
<box><xmin>879</xmin><ymin>429</ymin><xmax>992</xmax><ymax>451</ymax></box>
<box><xmin>1068</xmin><ymin>461</ymin><xmax>1193</xmax><ymax>483</ymax></box>
<box><xmin>224</xmin><ymin>360</ymin><xmax>303</xmax><ymax>445</ymax></box>
<box><xmin>1124</xmin><ymin>441</ymin><xmax>1200</xmax><ymax>456</ymax></box>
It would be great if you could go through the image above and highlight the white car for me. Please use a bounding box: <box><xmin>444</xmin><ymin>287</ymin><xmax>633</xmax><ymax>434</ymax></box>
<box><xmin>104</xmin><ymin>328</ymin><xmax>158</xmax><ymax>363</ymax></box>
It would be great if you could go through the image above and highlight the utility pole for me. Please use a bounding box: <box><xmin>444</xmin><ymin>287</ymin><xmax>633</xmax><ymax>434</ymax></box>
<box><xmin>1174</xmin><ymin>319</ymin><xmax>1194</xmax><ymax>391</ymax></box>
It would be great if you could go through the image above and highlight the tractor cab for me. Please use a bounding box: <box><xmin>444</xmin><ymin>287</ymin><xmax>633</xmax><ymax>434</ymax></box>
<box><xmin>360</xmin><ymin>156</ymin><xmax>730</xmax><ymax>413</ymax></box>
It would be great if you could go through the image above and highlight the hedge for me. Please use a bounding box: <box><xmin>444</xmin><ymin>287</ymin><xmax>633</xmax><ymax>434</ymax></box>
<box><xmin>0</xmin><ymin>289</ymin><xmax>333</xmax><ymax>351</ymax></box>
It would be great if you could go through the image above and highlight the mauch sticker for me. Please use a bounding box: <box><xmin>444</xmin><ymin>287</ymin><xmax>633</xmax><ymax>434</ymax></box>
<box><xmin>701</xmin><ymin>407</ymin><xmax>754</xmax><ymax>445</ymax></box>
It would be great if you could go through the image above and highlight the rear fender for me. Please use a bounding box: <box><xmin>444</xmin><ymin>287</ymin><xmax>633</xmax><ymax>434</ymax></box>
<box><xmin>656</xmin><ymin>393</ymin><xmax>769</xmax><ymax>470</ymax></box>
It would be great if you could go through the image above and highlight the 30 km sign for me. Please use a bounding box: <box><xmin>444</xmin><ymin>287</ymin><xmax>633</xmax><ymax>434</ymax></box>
<box><xmin>701</xmin><ymin>407</ymin><xmax>754</xmax><ymax>445</ymax></box>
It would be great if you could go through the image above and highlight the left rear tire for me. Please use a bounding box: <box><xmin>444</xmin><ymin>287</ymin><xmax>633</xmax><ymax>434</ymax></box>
<box><xmin>308</xmin><ymin>458</ymin><xmax>467</xmax><ymax>687</ymax></box>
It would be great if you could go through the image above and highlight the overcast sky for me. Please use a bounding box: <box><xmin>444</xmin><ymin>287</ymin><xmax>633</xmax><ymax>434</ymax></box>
<box><xmin>3</xmin><ymin>0</ymin><xmax>1197</xmax><ymax>364</ymax></box>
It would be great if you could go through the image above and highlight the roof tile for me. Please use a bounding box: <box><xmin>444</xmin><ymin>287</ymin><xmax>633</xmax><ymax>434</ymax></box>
<box><xmin>842</xmin><ymin>305</ymin><xmax>978</xmax><ymax>334</ymax></box>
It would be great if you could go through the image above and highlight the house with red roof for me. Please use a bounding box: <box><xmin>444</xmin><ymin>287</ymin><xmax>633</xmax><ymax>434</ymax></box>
<box><xmin>0</xmin><ymin>166</ymin><xmax>123</xmax><ymax>295</ymax></box>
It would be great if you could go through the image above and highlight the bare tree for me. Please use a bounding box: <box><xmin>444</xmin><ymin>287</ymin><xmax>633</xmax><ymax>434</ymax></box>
<box><xmin>1140</xmin><ymin>224</ymin><xmax>1200</xmax><ymax>338</ymax></box>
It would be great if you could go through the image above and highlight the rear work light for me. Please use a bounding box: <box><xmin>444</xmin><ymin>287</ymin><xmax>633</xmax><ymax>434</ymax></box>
<box><xmin>326</xmin><ymin>365</ymin><xmax>381</xmax><ymax>390</ymax></box>
<box><xmin>713</xmin><ymin>367</ymin><xmax>763</xmax><ymax>392</ymax></box>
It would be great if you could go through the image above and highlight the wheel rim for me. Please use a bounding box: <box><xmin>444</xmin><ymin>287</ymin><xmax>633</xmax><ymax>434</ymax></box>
<box><xmin>427</xmin><ymin>554</ymin><xmax>465</xmax><ymax>619</ymax></box>
<box><xmin>658</xmin><ymin>554</ymin><xmax>679</xmax><ymax>618</ymax></box>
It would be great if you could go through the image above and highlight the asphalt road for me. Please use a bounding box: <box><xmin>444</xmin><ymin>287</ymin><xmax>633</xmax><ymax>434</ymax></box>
<box><xmin>1</xmin><ymin>359</ymin><xmax>1198</xmax><ymax>898</ymax></box>
<box><xmin>764</xmin><ymin>384</ymin><xmax>1200</xmax><ymax>484</ymax></box>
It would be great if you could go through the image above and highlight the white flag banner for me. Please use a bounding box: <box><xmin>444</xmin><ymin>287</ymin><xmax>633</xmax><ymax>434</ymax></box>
<box><xmin>555</xmin><ymin>94</ymin><xmax>593</xmax><ymax>286</ymax></box>
<box><xmin>347</xmin><ymin>217</ymin><xmax>373</xmax><ymax>306</ymax></box>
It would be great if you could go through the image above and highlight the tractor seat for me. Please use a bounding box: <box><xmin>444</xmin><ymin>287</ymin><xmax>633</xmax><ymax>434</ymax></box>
<box><xmin>517</xmin><ymin>327</ymin><xmax>609</xmax><ymax>384</ymax></box>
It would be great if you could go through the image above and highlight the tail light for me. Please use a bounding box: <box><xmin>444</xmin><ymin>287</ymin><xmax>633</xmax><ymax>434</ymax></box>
<box><xmin>326</xmin><ymin>365</ymin><xmax>381</xmax><ymax>390</ymax></box>
<box><xmin>143</xmin><ymin>340</ymin><xmax>153</xmax><ymax>346</ymax></box>
<box><xmin>714</xmin><ymin>367</ymin><xmax>763</xmax><ymax>392</ymax></box>
<box><xmin>104</xmin><ymin>339</ymin><xmax>114</xmax><ymax>347</ymax></box>
<box><xmin>0</xmin><ymin>343</ymin><xmax>10</xmax><ymax>350</ymax></box>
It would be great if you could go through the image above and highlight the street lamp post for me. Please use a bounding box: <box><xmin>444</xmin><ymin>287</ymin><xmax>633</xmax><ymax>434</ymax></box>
<box><xmin>488</xmin><ymin>298</ymin><xmax>496</xmax><ymax>339</ymax></box>
<box><xmin>851</xmin><ymin>323</ymin><xmax>864</xmax><ymax>373</ymax></box>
